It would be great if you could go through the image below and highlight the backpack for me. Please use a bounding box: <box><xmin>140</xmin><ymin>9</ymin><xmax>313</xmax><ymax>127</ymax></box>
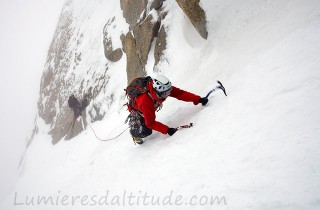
<box><xmin>125</xmin><ymin>76</ymin><xmax>152</xmax><ymax>106</ymax></box>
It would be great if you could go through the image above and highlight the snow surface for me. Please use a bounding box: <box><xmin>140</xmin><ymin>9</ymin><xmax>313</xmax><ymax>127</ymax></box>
<box><xmin>1</xmin><ymin>0</ymin><xmax>320</xmax><ymax>209</ymax></box>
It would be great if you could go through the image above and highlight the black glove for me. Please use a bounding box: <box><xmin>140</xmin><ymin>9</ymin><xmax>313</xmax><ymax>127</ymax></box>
<box><xmin>167</xmin><ymin>128</ymin><xmax>178</xmax><ymax>136</ymax></box>
<box><xmin>198</xmin><ymin>97</ymin><xmax>209</xmax><ymax>106</ymax></box>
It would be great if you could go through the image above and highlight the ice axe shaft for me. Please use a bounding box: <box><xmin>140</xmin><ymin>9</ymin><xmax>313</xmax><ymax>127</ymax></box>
<box><xmin>176</xmin><ymin>123</ymin><xmax>193</xmax><ymax>130</ymax></box>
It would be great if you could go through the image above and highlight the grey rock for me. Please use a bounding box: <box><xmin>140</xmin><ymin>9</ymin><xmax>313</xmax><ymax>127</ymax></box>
<box><xmin>133</xmin><ymin>14</ymin><xmax>161</xmax><ymax>67</ymax></box>
<box><xmin>120</xmin><ymin>0</ymin><xmax>148</xmax><ymax>30</ymax></box>
<box><xmin>103</xmin><ymin>17</ymin><xmax>123</xmax><ymax>62</ymax></box>
<box><xmin>175</xmin><ymin>0</ymin><xmax>208</xmax><ymax>39</ymax></box>
<box><xmin>154</xmin><ymin>26</ymin><xmax>167</xmax><ymax>68</ymax></box>
<box><xmin>123</xmin><ymin>32</ymin><xmax>146</xmax><ymax>84</ymax></box>
<box><xmin>35</xmin><ymin>2</ymin><xmax>111</xmax><ymax>144</ymax></box>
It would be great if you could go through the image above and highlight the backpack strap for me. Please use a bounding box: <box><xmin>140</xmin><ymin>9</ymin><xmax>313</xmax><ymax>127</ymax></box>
<box><xmin>147</xmin><ymin>92</ymin><xmax>163</xmax><ymax>112</ymax></box>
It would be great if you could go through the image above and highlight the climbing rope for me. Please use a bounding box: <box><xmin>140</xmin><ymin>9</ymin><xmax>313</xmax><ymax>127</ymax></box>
<box><xmin>87</xmin><ymin>122</ymin><xmax>128</xmax><ymax>142</ymax></box>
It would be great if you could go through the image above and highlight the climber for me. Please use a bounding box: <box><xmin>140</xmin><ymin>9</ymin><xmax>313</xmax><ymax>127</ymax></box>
<box><xmin>68</xmin><ymin>94</ymin><xmax>89</xmax><ymax>120</ymax></box>
<box><xmin>153</xmin><ymin>0</ymin><xmax>165</xmax><ymax>10</ymax></box>
<box><xmin>126</xmin><ymin>75</ymin><xmax>208</xmax><ymax>144</ymax></box>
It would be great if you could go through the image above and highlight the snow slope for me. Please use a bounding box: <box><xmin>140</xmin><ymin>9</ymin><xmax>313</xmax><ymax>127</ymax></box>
<box><xmin>2</xmin><ymin>0</ymin><xmax>320</xmax><ymax>209</ymax></box>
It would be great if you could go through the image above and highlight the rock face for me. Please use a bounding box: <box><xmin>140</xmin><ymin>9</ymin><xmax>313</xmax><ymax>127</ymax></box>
<box><xmin>120</xmin><ymin>0</ymin><xmax>207</xmax><ymax>83</ymax></box>
<box><xmin>123</xmin><ymin>32</ymin><xmax>145</xmax><ymax>82</ymax></box>
<box><xmin>103</xmin><ymin>17</ymin><xmax>123</xmax><ymax>62</ymax></box>
<box><xmin>120</xmin><ymin>0</ymin><xmax>149</xmax><ymax>30</ymax></box>
<box><xmin>119</xmin><ymin>0</ymin><xmax>168</xmax><ymax>84</ymax></box>
<box><xmin>37</xmin><ymin>2</ymin><xmax>76</xmax><ymax>143</ymax></box>
<box><xmin>36</xmin><ymin>1</ymin><xmax>113</xmax><ymax>144</ymax></box>
<box><xmin>31</xmin><ymin>0</ymin><xmax>208</xmax><ymax>145</ymax></box>
<box><xmin>133</xmin><ymin>15</ymin><xmax>161</xmax><ymax>67</ymax></box>
<box><xmin>154</xmin><ymin>25</ymin><xmax>167</xmax><ymax>67</ymax></box>
<box><xmin>175</xmin><ymin>0</ymin><xmax>208</xmax><ymax>39</ymax></box>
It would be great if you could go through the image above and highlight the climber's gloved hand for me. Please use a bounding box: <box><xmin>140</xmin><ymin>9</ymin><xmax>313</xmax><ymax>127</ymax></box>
<box><xmin>198</xmin><ymin>97</ymin><xmax>209</xmax><ymax>106</ymax></box>
<box><xmin>167</xmin><ymin>128</ymin><xmax>178</xmax><ymax>136</ymax></box>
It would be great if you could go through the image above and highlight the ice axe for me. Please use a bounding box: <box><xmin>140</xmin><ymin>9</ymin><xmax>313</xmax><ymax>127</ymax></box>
<box><xmin>205</xmin><ymin>80</ymin><xmax>227</xmax><ymax>99</ymax></box>
<box><xmin>176</xmin><ymin>123</ymin><xmax>193</xmax><ymax>130</ymax></box>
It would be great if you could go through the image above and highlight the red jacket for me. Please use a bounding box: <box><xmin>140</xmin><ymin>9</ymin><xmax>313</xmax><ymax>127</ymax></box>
<box><xmin>129</xmin><ymin>81</ymin><xmax>201</xmax><ymax>134</ymax></box>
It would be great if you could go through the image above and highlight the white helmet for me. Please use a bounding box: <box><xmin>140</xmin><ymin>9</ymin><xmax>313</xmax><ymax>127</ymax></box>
<box><xmin>152</xmin><ymin>75</ymin><xmax>172</xmax><ymax>93</ymax></box>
